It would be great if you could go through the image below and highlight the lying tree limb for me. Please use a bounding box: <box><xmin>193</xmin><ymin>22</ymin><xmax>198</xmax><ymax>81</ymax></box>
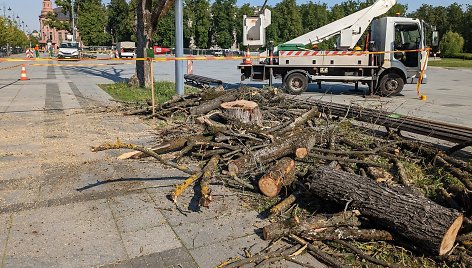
<box><xmin>200</xmin><ymin>155</ymin><xmax>220</xmax><ymax>208</ymax></box>
<box><xmin>91</xmin><ymin>139</ymin><xmax>198</xmax><ymax>175</ymax></box>
<box><xmin>263</xmin><ymin>211</ymin><xmax>361</xmax><ymax>240</ymax></box>
<box><xmin>290</xmin><ymin>235</ymin><xmax>347</xmax><ymax>268</ymax></box>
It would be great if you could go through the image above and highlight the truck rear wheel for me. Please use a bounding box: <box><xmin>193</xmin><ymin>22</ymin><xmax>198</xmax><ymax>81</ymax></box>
<box><xmin>378</xmin><ymin>73</ymin><xmax>404</xmax><ymax>96</ymax></box>
<box><xmin>284</xmin><ymin>73</ymin><xmax>308</xmax><ymax>95</ymax></box>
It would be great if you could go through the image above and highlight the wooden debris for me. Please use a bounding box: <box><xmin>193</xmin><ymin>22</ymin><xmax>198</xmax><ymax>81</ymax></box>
<box><xmin>258</xmin><ymin>157</ymin><xmax>296</xmax><ymax>197</ymax></box>
<box><xmin>309</xmin><ymin>166</ymin><xmax>463</xmax><ymax>255</ymax></box>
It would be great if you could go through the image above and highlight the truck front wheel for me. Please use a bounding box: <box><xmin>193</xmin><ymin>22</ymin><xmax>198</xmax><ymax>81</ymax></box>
<box><xmin>378</xmin><ymin>73</ymin><xmax>404</xmax><ymax>96</ymax></box>
<box><xmin>284</xmin><ymin>73</ymin><xmax>308</xmax><ymax>95</ymax></box>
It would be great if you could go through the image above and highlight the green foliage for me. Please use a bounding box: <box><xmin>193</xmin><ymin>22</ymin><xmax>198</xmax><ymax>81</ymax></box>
<box><xmin>99</xmin><ymin>82</ymin><xmax>199</xmax><ymax>103</ymax></box>
<box><xmin>0</xmin><ymin>17</ymin><xmax>29</xmax><ymax>48</ymax></box>
<box><xmin>77</xmin><ymin>0</ymin><xmax>111</xmax><ymax>46</ymax></box>
<box><xmin>273</xmin><ymin>0</ymin><xmax>303</xmax><ymax>43</ymax></box>
<box><xmin>153</xmin><ymin>10</ymin><xmax>175</xmax><ymax>48</ymax></box>
<box><xmin>211</xmin><ymin>0</ymin><xmax>237</xmax><ymax>48</ymax></box>
<box><xmin>440</xmin><ymin>31</ymin><xmax>464</xmax><ymax>57</ymax></box>
<box><xmin>107</xmin><ymin>0</ymin><xmax>133</xmax><ymax>43</ymax></box>
<box><xmin>185</xmin><ymin>0</ymin><xmax>212</xmax><ymax>48</ymax></box>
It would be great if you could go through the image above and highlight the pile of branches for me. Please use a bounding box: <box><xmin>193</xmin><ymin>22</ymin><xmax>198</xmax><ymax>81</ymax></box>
<box><xmin>93</xmin><ymin>86</ymin><xmax>472</xmax><ymax>267</ymax></box>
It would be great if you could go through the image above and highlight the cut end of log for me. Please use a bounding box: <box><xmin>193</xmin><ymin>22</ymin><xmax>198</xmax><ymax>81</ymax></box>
<box><xmin>227</xmin><ymin>162</ymin><xmax>239</xmax><ymax>175</ymax></box>
<box><xmin>439</xmin><ymin>214</ymin><xmax>463</xmax><ymax>255</ymax></box>
<box><xmin>258</xmin><ymin>177</ymin><xmax>280</xmax><ymax>197</ymax></box>
<box><xmin>295</xmin><ymin>148</ymin><xmax>308</xmax><ymax>159</ymax></box>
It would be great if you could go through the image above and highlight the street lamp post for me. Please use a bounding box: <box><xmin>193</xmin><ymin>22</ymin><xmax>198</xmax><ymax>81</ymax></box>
<box><xmin>71</xmin><ymin>0</ymin><xmax>76</xmax><ymax>42</ymax></box>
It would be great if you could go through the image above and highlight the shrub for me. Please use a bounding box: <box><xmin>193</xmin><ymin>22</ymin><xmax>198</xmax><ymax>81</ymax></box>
<box><xmin>439</xmin><ymin>31</ymin><xmax>464</xmax><ymax>57</ymax></box>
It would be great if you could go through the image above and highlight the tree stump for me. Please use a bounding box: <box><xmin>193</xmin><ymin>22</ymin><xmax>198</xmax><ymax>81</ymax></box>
<box><xmin>220</xmin><ymin>100</ymin><xmax>262</xmax><ymax>126</ymax></box>
<box><xmin>308</xmin><ymin>166</ymin><xmax>464</xmax><ymax>256</ymax></box>
<box><xmin>258</xmin><ymin>157</ymin><xmax>296</xmax><ymax>197</ymax></box>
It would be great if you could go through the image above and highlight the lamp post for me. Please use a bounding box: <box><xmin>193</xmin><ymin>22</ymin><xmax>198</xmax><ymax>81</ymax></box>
<box><xmin>71</xmin><ymin>0</ymin><xmax>76</xmax><ymax>42</ymax></box>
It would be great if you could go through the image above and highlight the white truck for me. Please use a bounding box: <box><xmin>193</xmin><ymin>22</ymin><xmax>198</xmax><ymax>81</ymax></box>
<box><xmin>238</xmin><ymin>0</ymin><xmax>438</xmax><ymax>96</ymax></box>
<box><xmin>116</xmin><ymin>41</ymin><xmax>136</xmax><ymax>58</ymax></box>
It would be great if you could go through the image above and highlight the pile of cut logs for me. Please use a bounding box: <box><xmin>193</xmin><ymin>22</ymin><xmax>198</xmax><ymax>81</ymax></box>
<box><xmin>93</xmin><ymin>86</ymin><xmax>472</xmax><ymax>267</ymax></box>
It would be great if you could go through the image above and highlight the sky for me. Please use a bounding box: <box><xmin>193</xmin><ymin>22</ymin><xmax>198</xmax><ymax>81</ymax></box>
<box><xmin>1</xmin><ymin>0</ymin><xmax>470</xmax><ymax>33</ymax></box>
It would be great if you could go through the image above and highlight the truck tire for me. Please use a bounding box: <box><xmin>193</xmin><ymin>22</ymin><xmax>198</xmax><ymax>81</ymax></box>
<box><xmin>378</xmin><ymin>73</ymin><xmax>404</xmax><ymax>96</ymax></box>
<box><xmin>284</xmin><ymin>73</ymin><xmax>308</xmax><ymax>95</ymax></box>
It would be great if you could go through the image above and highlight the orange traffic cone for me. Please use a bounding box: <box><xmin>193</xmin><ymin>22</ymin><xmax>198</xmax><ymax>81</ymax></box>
<box><xmin>243</xmin><ymin>47</ymin><xmax>252</xmax><ymax>65</ymax></box>
<box><xmin>20</xmin><ymin>64</ymin><xmax>28</xmax><ymax>81</ymax></box>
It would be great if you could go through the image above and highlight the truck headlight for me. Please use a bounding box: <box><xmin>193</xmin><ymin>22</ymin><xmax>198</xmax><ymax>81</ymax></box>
<box><xmin>72</xmin><ymin>50</ymin><xmax>79</xmax><ymax>55</ymax></box>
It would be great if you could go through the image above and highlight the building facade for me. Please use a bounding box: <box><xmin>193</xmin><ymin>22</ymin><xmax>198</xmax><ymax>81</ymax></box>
<box><xmin>39</xmin><ymin>0</ymin><xmax>79</xmax><ymax>48</ymax></box>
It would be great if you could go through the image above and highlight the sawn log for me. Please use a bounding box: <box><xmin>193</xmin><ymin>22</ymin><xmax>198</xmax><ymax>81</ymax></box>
<box><xmin>258</xmin><ymin>157</ymin><xmax>296</xmax><ymax>197</ymax></box>
<box><xmin>308</xmin><ymin>166</ymin><xmax>463</xmax><ymax>256</ymax></box>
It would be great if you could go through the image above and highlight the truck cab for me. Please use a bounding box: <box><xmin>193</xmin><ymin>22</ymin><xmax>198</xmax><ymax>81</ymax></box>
<box><xmin>371</xmin><ymin>17</ymin><xmax>428</xmax><ymax>94</ymax></box>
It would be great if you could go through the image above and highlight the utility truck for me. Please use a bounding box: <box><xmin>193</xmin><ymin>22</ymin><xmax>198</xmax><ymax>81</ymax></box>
<box><xmin>117</xmin><ymin>41</ymin><xmax>136</xmax><ymax>58</ymax></box>
<box><xmin>239</xmin><ymin>0</ymin><xmax>438</xmax><ymax>96</ymax></box>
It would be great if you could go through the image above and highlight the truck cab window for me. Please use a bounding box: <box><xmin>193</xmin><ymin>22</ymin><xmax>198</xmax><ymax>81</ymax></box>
<box><xmin>394</xmin><ymin>24</ymin><xmax>420</xmax><ymax>67</ymax></box>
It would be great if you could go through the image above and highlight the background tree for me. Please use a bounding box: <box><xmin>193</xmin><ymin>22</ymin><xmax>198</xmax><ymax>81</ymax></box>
<box><xmin>211</xmin><ymin>0</ymin><xmax>237</xmax><ymax>48</ymax></box>
<box><xmin>107</xmin><ymin>0</ymin><xmax>133</xmax><ymax>43</ymax></box>
<box><xmin>462</xmin><ymin>5</ymin><xmax>472</xmax><ymax>52</ymax></box>
<box><xmin>440</xmin><ymin>31</ymin><xmax>464</xmax><ymax>57</ymax></box>
<box><xmin>153</xmin><ymin>10</ymin><xmax>175</xmax><ymax>47</ymax></box>
<box><xmin>273</xmin><ymin>0</ymin><xmax>303</xmax><ymax>43</ymax></box>
<box><xmin>192</xmin><ymin>0</ymin><xmax>212</xmax><ymax>49</ymax></box>
<box><xmin>78</xmin><ymin>0</ymin><xmax>111</xmax><ymax>45</ymax></box>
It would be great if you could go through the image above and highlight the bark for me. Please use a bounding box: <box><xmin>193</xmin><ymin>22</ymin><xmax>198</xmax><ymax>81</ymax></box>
<box><xmin>190</xmin><ymin>90</ymin><xmax>239</xmax><ymax>115</ymax></box>
<box><xmin>269</xmin><ymin>191</ymin><xmax>301</xmax><ymax>216</ymax></box>
<box><xmin>258</xmin><ymin>157</ymin><xmax>296</xmax><ymax>197</ymax></box>
<box><xmin>263</xmin><ymin>211</ymin><xmax>361</xmax><ymax>240</ymax></box>
<box><xmin>308</xmin><ymin>167</ymin><xmax>464</xmax><ymax>256</ymax></box>
<box><xmin>136</xmin><ymin>0</ymin><xmax>153</xmax><ymax>88</ymax></box>
<box><xmin>228</xmin><ymin>131</ymin><xmax>318</xmax><ymax>176</ymax></box>
<box><xmin>221</xmin><ymin>100</ymin><xmax>263</xmax><ymax>126</ymax></box>
<box><xmin>275</xmin><ymin>107</ymin><xmax>320</xmax><ymax>135</ymax></box>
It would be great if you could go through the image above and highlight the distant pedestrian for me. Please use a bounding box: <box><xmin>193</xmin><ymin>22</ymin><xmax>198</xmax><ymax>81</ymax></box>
<box><xmin>49</xmin><ymin>46</ymin><xmax>53</xmax><ymax>58</ymax></box>
<box><xmin>34</xmin><ymin>44</ymin><xmax>40</xmax><ymax>58</ymax></box>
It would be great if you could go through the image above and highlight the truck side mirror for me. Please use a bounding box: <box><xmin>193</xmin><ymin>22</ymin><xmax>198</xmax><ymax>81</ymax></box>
<box><xmin>432</xmin><ymin>31</ymin><xmax>439</xmax><ymax>47</ymax></box>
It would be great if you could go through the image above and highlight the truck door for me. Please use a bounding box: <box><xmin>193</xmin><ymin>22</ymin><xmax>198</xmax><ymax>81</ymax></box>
<box><xmin>393</xmin><ymin>23</ymin><xmax>422</xmax><ymax>76</ymax></box>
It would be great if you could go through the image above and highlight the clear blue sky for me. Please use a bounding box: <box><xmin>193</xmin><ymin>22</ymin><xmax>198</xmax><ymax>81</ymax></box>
<box><xmin>1</xmin><ymin>0</ymin><xmax>469</xmax><ymax>33</ymax></box>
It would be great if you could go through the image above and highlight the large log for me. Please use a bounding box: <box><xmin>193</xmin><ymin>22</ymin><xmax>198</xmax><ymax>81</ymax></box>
<box><xmin>258</xmin><ymin>157</ymin><xmax>296</xmax><ymax>197</ymax></box>
<box><xmin>228</xmin><ymin>131</ymin><xmax>317</xmax><ymax>175</ymax></box>
<box><xmin>308</xmin><ymin>166</ymin><xmax>463</xmax><ymax>256</ymax></box>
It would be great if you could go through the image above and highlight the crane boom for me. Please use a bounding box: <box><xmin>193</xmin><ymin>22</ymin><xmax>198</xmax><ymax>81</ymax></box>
<box><xmin>284</xmin><ymin>0</ymin><xmax>396</xmax><ymax>50</ymax></box>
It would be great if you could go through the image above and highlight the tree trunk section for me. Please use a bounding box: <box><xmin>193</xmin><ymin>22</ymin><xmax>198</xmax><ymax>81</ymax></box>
<box><xmin>136</xmin><ymin>0</ymin><xmax>153</xmax><ymax>88</ymax></box>
<box><xmin>263</xmin><ymin>211</ymin><xmax>361</xmax><ymax>240</ymax></box>
<box><xmin>190</xmin><ymin>90</ymin><xmax>239</xmax><ymax>115</ymax></box>
<box><xmin>258</xmin><ymin>157</ymin><xmax>296</xmax><ymax>197</ymax></box>
<box><xmin>227</xmin><ymin>131</ymin><xmax>317</xmax><ymax>176</ymax></box>
<box><xmin>221</xmin><ymin>100</ymin><xmax>263</xmax><ymax>126</ymax></box>
<box><xmin>308</xmin><ymin>166</ymin><xmax>463</xmax><ymax>256</ymax></box>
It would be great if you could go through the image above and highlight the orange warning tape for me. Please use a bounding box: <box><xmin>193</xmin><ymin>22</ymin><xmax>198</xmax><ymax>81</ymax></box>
<box><xmin>0</xmin><ymin>48</ymin><xmax>433</xmax><ymax>64</ymax></box>
<box><xmin>0</xmin><ymin>63</ymin><xmax>23</xmax><ymax>71</ymax></box>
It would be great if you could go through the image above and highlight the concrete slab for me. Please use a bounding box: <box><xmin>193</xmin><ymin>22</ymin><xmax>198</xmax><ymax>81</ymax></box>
<box><xmin>172</xmin><ymin>209</ymin><xmax>265</xmax><ymax>250</ymax></box>
<box><xmin>3</xmin><ymin>199</ymin><xmax>126</xmax><ymax>268</ymax></box>
<box><xmin>121</xmin><ymin>224</ymin><xmax>181</xmax><ymax>260</ymax></box>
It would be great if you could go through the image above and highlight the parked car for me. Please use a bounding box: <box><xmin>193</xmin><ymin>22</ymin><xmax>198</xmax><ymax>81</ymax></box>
<box><xmin>116</xmin><ymin>41</ymin><xmax>136</xmax><ymax>58</ymax></box>
<box><xmin>58</xmin><ymin>41</ymin><xmax>81</xmax><ymax>60</ymax></box>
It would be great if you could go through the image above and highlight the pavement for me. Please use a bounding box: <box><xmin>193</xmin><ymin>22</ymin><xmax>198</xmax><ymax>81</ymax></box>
<box><xmin>0</xmin><ymin>55</ymin><xmax>471</xmax><ymax>267</ymax></box>
<box><xmin>0</xmin><ymin>57</ymin><xmax>324</xmax><ymax>268</ymax></box>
